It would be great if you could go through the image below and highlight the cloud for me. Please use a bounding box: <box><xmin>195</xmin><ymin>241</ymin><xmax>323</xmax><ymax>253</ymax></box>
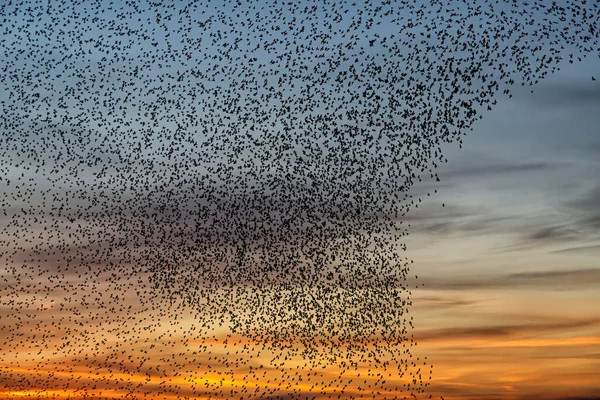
<box><xmin>408</xmin><ymin>206</ymin><xmax>584</xmax><ymax>250</ymax></box>
<box><xmin>564</xmin><ymin>185</ymin><xmax>600</xmax><ymax>230</ymax></box>
<box><xmin>413</xmin><ymin>295</ymin><xmax>479</xmax><ymax>309</ymax></box>
<box><xmin>492</xmin><ymin>185</ymin><xmax>600</xmax><ymax>253</ymax></box>
<box><xmin>441</xmin><ymin>161</ymin><xmax>557</xmax><ymax>181</ymax></box>
<box><xmin>406</xmin><ymin>189</ymin><xmax>585</xmax><ymax>250</ymax></box>
<box><xmin>416</xmin><ymin>213</ymin><xmax>519</xmax><ymax>237</ymax></box>
<box><xmin>491</xmin><ymin>222</ymin><xmax>590</xmax><ymax>254</ymax></box>
<box><xmin>554</xmin><ymin>397</ymin><xmax>600</xmax><ymax>400</ymax></box>
<box><xmin>508</xmin><ymin>268</ymin><xmax>600</xmax><ymax>280</ymax></box>
<box><xmin>534</xmin><ymin>82</ymin><xmax>600</xmax><ymax>107</ymax></box>
<box><xmin>402</xmin><ymin>201</ymin><xmax>504</xmax><ymax>236</ymax></box>
<box><xmin>420</xmin><ymin>268</ymin><xmax>600</xmax><ymax>291</ymax></box>
<box><xmin>523</xmin><ymin>224</ymin><xmax>583</xmax><ymax>245</ymax></box>
<box><xmin>551</xmin><ymin>244</ymin><xmax>600</xmax><ymax>254</ymax></box>
<box><xmin>416</xmin><ymin>317</ymin><xmax>599</xmax><ymax>342</ymax></box>
<box><xmin>566</xmin><ymin>185</ymin><xmax>600</xmax><ymax>211</ymax></box>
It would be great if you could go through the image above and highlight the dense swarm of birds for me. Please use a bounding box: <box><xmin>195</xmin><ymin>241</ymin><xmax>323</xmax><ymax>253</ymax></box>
<box><xmin>1</xmin><ymin>0</ymin><xmax>598</xmax><ymax>399</ymax></box>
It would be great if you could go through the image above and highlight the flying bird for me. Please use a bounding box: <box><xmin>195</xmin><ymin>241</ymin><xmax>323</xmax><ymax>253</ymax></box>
<box><xmin>1</xmin><ymin>0</ymin><xmax>599</xmax><ymax>399</ymax></box>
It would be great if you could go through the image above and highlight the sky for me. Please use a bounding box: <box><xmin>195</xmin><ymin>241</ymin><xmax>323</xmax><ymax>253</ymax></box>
<box><xmin>405</xmin><ymin>56</ymin><xmax>600</xmax><ymax>399</ymax></box>
<box><xmin>1</xmin><ymin>1</ymin><xmax>600</xmax><ymax>399</ymax></box>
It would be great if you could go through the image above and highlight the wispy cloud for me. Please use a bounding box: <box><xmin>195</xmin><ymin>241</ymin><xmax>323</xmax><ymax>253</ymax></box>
<box><xmin>534</xmin><ymin>82</ymin><xmax>600</xmax><ymax>107</ymax></box>
<box><xmin>420</xmin><ymin>268</ymin><xmax>600</xmax><ymax>291</ymax></box>
<box><xmin>553</xmin><ymin>397</ymin><xmax>600</xmax><ymax>400</ymax></box>
<box><xmin>417</xmin><ymin>318</ymin><xmax>599</xmax><ymax>342</ymax></box>
<box><xmin>551</xmin><ymin>244</ymin><xmax>600</xmax><ymax>254</ymax></box>
<box><xmin>493</xmin><ymin>223</ymin><xmax>586</xmax><ymax>252</ymax></box>
<box><xmin>413</xmin><ymin>295</ymin><xmax>479</xmax><ymax>309</ymax></box>
<box><xmin>509</xmin><ymin>268</ymin><xmax>600</xmax><ymax>280</ymax></box>
<box><xmin>441</xmin><ymin>161</ymin><xmax>558</xmax><ymax>181</ymax></box>
<box><xmin>564</xmin><ymin>185</ymin><xmax>600</xmax><ymax>231</ymax></box>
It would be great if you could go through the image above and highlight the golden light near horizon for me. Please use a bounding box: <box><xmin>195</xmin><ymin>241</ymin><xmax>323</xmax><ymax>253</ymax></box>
<box><xmin>1</xmin><ymin>0</ymin><xmax>600</xmax><ymax>399</ymax></box>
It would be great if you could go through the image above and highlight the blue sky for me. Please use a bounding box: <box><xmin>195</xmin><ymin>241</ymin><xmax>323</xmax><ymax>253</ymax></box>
<box><xmin>402</xmin><ymin>54</ymin><xmax>600</xmax><ymax>398</ymax></box>
<box><xmin>1</xmin><ymin>1</ymin><xmax>599</xmax><ymax>399</ymax></box>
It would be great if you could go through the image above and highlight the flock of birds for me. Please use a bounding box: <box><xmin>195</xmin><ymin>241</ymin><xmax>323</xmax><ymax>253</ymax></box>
<box><xmin>1</xmin><ymin>0</ymin><xmax>599</xmax><ymax>399</ymax></box>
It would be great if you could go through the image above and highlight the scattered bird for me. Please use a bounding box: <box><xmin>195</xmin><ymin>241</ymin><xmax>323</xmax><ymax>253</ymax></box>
<box><xmin>1</xmin><ymin>0</ymin><xmax>598</xmax><ymax>399</ymax></box>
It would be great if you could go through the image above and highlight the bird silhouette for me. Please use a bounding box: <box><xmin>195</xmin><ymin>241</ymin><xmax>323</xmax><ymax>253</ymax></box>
<box><xmin>1</xmin><ymin>0</ymin><xmax>599</xmax><ymax>399</ymax></box>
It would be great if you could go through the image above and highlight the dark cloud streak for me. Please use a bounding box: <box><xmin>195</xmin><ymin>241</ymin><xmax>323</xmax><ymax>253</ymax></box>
<box><xmin>420</xmin><ymin>268</ymin><xmax>600</xmax><ymax>291</ymax></box>
<box><xmin>417</xmin><ymin>318</ymin><xmax>599</xmax><ymax>341</ymax></box>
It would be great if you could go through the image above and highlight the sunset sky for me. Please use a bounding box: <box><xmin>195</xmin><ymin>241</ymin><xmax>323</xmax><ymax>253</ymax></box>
<box><xmin>406</xmin><ymin>57</ymin><xmax>600</xmax><ymax>399</ymax></box>
<box><xmin>1</xmin><ymin>1</ymin><xmax>600</xmax><ymax>399</ymax></box>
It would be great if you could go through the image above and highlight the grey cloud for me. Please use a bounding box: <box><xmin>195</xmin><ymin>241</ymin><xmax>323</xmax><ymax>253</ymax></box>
<box><xmin>585</xmin><ymin>143</ymin><xmax>600</xmax><ymax>156</ymax></box>
<box><xmin>566</xmin><ymin>185</ymin><xmax>600</xmax><ymax>212</ymax></box>
<box><xmin>584</xmin><ymin>214</ymin><xmax>600</xmax><ymax>230</ymax></box>
<box><xmin>417</xmin><ymin>221</ymin><xmax>455</xmax><ymax>235</ymax></box>
<box><xmin>497</xmin><ymin>185</ymin><xmax>600</xmax><ymax>252</ymax></box>
<box><xmin>413</xmin><ymin>295</ymin><xmax>479</xmax><ymax>309</ymax></box>
<box><xmin>420</xmin><ymin>268</ymin><xmax>600</xmax><ymax>291</ymax></box>
<box><xmin>405</xmin><ymin>200</ymin><xmax>542</xmax><ymax>240</ymax></box>
<box><xmin>418</xmin><ymin>326</ymin><xmax>515</xmax><ymax>341</ymax></box>
<box><xmin>441</xmin><ymin>161</ymin><xmax>557</xmax><ymax>181</ymax></box>
<box><xmin>551</xmin><ymin>244</ymin><xmax>600</xmax><ymax>254</ymax></box>
<box><xmin>404</xmin><ymin>203</ymin><xmax>478</xmax><ymax>222</ymax></box>
<box><xmin>491</xmin><ymin>222</ymin><xmax>588</xmax><ymax>254</ymax></box>
<box><xmin>526</xmin><ymin>224</ymin><xmax>581</xmax><ymax>242</ymax></box>
<box><xmin>417</xmin><ymin>318</ymin><xmax>599</xmax><ymax>342</ymax></box>
<box><xmin>508</xmin><ymin>268</ymin><xmax>600</xmax><ymax>280</ymax></box>
<box><xmin>416</xmin><ymin>214</ymin><xmax>518</xmax><ymax>237</ymax></box>
<box><xmin>406</xmin><ymin>203</ymin><xmax>592</xmax><ymax>257</ymax></box>
<box><xmin>534</xmin><ymin>82</ymin><xmax>600</xmax><ymax>107</ymax></box>
<box><xmin>563</xmin><ymin>185</ymin><xmax>600</xmax><ymax>231</ymax></box>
